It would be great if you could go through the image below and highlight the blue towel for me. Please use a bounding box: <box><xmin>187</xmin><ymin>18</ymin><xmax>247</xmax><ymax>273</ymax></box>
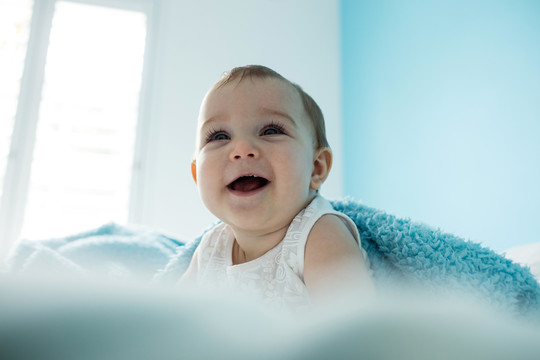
<box><xmin>331</xmin><ymin>199</ymin><xmax>540</xmax><ymax>317</ymax></box>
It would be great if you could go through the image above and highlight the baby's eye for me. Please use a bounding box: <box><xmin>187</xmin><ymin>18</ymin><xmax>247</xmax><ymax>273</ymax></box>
<box><xmin>212</xmin><ymin>132</ymin><xmax>229</xmax><ymax>140</ymax></box>
<box><xmin>205</xmin><ymin>130</ymin><xmax>230</xmax><ymax>143</ymax></box>
<box><xmin>260</xmin><ymin>124</ymin><xmax>285</xmax><ymax>136</ymax></box>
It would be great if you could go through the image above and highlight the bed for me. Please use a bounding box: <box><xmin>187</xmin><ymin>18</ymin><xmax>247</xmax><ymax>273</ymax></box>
<box><xmin>2</xmin><ymin>199</ymin><xmax>540</xmax><ymax>359</ymax></box>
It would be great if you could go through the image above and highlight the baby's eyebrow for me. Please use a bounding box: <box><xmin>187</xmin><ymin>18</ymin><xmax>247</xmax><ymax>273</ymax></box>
<box><xmin>199</xmin><ymin>108</ymin><xmax>298</xmax><ymax>132</ymax></box>
<box><xmin>200</xmin><ymin>116</ymin><xmax>221</xmax><ymax>128</ymax></box>
<box><xmin>198</xmin><ymin>115</ymin><xmax>229</xmax><ymax>136</ymax></box>
<box><xmin>258</xmin><ymin>107</ymin><xmax>297</xmax><ymax>128</ymax></box>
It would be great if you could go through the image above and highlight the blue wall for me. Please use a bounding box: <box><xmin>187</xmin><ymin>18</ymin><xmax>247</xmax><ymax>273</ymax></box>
<box><xmin>341</xmin><ymin>0</ymin><xmax>540</xmax><ymax>251</ymax></box>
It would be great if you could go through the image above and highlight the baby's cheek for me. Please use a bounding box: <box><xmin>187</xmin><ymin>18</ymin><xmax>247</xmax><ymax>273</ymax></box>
<box><xmin>195</xmin><ymin>167</ymin><xmax>214</xmax><ymax>198</ymax></box>
<box><xmin>195</xmin><ymin>158</ymin><xmax>213</xmax><ymax>183</ymax></box>
<box><xmin>197</xmin><ymin>173</ymin><xmax>215</xmax><ymax>194</ymax></box>
<box><xmin>198</xmin><ymin>181</ymin><xmax>220</xmax><ymax>217</ymax></box>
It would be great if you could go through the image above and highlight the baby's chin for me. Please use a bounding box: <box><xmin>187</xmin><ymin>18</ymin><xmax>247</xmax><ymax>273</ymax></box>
<box><xmin>203</xmin><ymin>187</ymin><xmax>314</xmax><ymax>227</ymax></box>
<box><xmin>218</xmin><ymin>208</ymin><xmax>292</xmax><ymax>234</ymax></box>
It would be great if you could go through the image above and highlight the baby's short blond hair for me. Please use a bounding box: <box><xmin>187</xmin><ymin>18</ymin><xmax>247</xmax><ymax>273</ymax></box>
<box><xmin>215</xmin><ymin>65</ymin><xmax>329</xmax><ymax>149</ymax></box>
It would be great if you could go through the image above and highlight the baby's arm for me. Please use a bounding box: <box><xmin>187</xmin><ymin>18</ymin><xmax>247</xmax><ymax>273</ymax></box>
<box><xmin>304</xmin><ymin>214</ymin><xmax>374</xmax><ymax>306</ymax></box>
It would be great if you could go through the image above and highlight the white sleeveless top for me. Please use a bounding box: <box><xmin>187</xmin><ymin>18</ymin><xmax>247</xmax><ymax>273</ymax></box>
<box><xmin>185</xmin><ymin>195</ymin><xmax>369</xmax><ymax>312</ymax></box>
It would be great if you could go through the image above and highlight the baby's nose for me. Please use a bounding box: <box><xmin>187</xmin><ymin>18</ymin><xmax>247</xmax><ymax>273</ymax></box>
<box><xmin>231</xmin><ymin>139</ymin><xmax>259</xmax><ymax>160</ymax></box>
<box><xmin>233</xmin><ymin>153</ymin><xmax>255</xmax><ymax>160</ymax></box>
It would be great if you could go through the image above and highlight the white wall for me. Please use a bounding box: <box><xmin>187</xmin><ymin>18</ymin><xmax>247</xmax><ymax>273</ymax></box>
<box><xmin>138</xmin><ymin>0</ymin><xmax>342</xmax><ymax>241</ymax></box>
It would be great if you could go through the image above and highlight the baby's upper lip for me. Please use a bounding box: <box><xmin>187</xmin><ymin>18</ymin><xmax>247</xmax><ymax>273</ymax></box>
<box><xmin>227</xmin><ymin>173</ymin><xmax>269</xmax><ymax>186</ymax></box>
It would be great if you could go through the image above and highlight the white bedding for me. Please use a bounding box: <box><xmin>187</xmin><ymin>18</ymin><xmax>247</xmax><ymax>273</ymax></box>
<box><xmin>2</xmin><ymin>233</ymin><xmax>539</xmax><ymax>360</ymax></box>
<box><xmin>1</xmin><ymin>277</ymin><xmax>539</xmax><ymax>360</ymax></box>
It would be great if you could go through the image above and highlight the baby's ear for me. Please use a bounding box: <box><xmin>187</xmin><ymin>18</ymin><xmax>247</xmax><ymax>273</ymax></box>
<box><xmin>310</xmin><ymin>147</ymin><xmax>332</xmax><ymax>190</ymax></box>
<box><xmin>191</xmin><ymin>160</ymin><xmax>197</xmax><ymax>184</ymax></box>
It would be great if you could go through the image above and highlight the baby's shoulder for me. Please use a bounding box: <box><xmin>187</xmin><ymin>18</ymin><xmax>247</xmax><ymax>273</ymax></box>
<box><xmin>304</xmin><ymin>213</ymin><xmax>362</xmax><ymax>266</ymax></box>
<box><xmin>309</xmin><ymin>213</ymin><xmax>357</xmax><ymax>246</ymax></box>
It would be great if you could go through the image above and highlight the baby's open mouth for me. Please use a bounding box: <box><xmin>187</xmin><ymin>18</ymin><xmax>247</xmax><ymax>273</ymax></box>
<box><xmin>227</xmin><ymin>175</ymin><xmax>269</xmax><ymax>192</ymax></box>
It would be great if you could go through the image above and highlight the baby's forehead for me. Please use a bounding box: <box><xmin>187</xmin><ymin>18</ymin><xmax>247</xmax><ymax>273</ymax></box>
<box><xmin>200</xmin><ymin>77</ymin><xmax>305</xmax><ymax>120</ymax></box>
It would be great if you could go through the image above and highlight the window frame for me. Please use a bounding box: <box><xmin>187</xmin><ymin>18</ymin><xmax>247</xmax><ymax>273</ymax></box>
<box><xmin>0</xmin><ymin>0</ymin><xmax>157</xmax><ymax>258</ymax></box>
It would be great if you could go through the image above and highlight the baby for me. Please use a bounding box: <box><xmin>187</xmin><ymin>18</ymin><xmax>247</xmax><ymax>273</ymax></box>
<box><xmin>181</xmin><ymin>65</ymin><xmax>373</xmax><ymax>311</ymax></box>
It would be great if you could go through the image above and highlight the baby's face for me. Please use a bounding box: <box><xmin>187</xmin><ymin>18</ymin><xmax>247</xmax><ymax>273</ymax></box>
<box><xmin>193</xmin><ymin>77</ymin><xmax>319</xmax><ymax>235</ymax></box>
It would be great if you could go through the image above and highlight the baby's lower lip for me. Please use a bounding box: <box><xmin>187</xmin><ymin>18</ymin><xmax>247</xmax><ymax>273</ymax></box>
<box><xmin>226</xmin><ymin>182</ymin><xmax>270</xmax><ymax>197</ymax></box>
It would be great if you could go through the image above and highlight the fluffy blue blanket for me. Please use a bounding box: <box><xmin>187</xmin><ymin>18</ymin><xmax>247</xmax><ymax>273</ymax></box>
<box><xmin>6</xmin><ymin>223</ymin><xmax>182</xmax><ymax>282</ymax></box>
<box><xmin>6</xmin><ymin>199</ymin><xmax>540</xmax><ymax>318</ymax></box>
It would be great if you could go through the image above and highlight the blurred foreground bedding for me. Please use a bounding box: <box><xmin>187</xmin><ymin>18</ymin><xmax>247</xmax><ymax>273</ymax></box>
<box><xmin>1</xmin><ymin>277</ymin><xmax>540</xmax><ymax>360</ymax></box>
<box><xmin>2</xmin><ymin>200</ymin><xmax>540</xmax><ymax>359</ymax></box>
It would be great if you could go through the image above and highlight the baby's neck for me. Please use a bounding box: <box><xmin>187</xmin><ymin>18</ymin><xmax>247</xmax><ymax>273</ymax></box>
<box><xmin>231</xmin><ymin>225</ymin><xmax>288</xmax><ymax>265</ymax></box>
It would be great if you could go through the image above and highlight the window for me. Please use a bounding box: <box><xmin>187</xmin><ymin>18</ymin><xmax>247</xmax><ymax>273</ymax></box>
<box><xmin>0</xmin><ymin>0</ymin><xmax>154</xmax><ymax>256</ymax></box>
<box><xmin>0</xmin><ymin>0</ymin><xmax>34</xmax><ymax>206</ymax></box>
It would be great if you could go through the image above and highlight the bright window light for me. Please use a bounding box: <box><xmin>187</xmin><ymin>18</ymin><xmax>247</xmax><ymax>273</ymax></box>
<box><xmin>20</xmin><ymin>1</ymin><xmax>147</xmax><ymax>240</ymax></box>
<box><xmin>0</xmin><ymin>0</ymin><xmax>34</xmax><ymax>205</ymax></box>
